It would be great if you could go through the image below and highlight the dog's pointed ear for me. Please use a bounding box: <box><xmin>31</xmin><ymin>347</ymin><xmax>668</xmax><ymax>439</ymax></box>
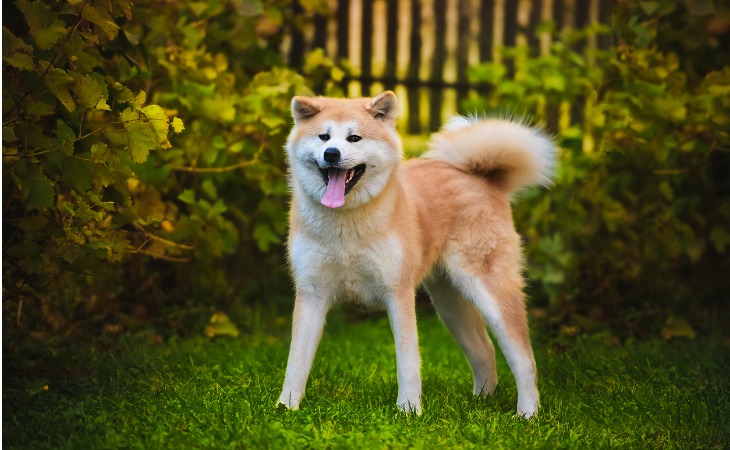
<box><xmin>291</xmin><ymin>96</ymin><xmax>322</xmax><ymax>124</ymax></box>
<box><xmin>367</xmin><ymin>91</ymin><xmax>398</xmax><ymax>126</ymax></box>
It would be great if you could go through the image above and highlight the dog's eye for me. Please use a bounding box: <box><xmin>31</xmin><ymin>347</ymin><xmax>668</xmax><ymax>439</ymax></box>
<box><xmin>319</xmin><ymin>133</ymin><xmax>330</xmax><ymax>141</ymax></box>
<box><xmin>347</xmin><ymin>135</ymin><xmax>362</xmax><ymax>143</ymax></box>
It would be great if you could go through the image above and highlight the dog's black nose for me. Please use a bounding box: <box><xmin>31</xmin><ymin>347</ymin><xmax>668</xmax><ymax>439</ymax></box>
<box><xmin>323</xmin><ymin>147</ymin><xmax>341</xmax><ymax>163</ymax></box>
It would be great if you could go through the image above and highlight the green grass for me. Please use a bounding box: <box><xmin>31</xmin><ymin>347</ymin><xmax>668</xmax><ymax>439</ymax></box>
<box><xmin>4</xmin><ymin>310</ymin><xmax>729</xmax><ymax>449</ymax></box>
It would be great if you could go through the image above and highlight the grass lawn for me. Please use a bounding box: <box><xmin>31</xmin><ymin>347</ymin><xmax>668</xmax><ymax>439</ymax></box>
<box><xmin>4</xmin><ymin>310</ymin><xmax>729</xmax><ymax>449</ymax></box>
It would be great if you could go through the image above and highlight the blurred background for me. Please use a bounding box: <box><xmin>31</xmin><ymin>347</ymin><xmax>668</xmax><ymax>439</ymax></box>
<box><xmin>3</xmin><ymin>0</ymin><xmax>729</xmax><ymax>342</ymax></box>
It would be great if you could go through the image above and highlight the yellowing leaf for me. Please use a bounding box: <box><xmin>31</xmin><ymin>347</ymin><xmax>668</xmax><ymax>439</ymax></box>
<box><xmin>26</xmin><ymin>100</ymin><xmax>56</xmax><ymax>119</ymax></box>
<box><xmin>73</xmin><ymin>73</ymin><xmax>108</xmax><ymax>110</ymax></box>
<box><xmin>131</xmin><ymin>90</ymin><xmax>147</xmax><ymax>109</ymax></box>
<box><xmin>331</xmin><ymin>66</ymin><xmax>345</xmax><ymax>82</ymax></box>
<box><xmin>177</xmin><ymin>189</ymin><xmax>195</xmax><ymax>204</ymax></box>
<box><xmin>141</xmin><ymin>105</ymin><xmax>171</xmax><ymax>149</ymax></box>
<box><xmin>121</xmin><ymin>108</ymin><xmax>159</xmax><ymax>164</ymax></box>
<box><xmin>17</xmin><ymin>0</ymin><xmax>67</xmax><ymax>50</ymax></box>
<box><xmin>204</xmin><ymin>312</ymin><xmax>240</xmax><ymax>338</ymax></box>
<box><xmin>81</xmin><ymin>4</ymin><xmax>120</xmax><ymax>40</ymax></box>
<box><xmin>201</xmin><ymin>96</ymin><xmax>236</xmax><ymax>123</ymax></box>
<box><xmin>661</xmin><ymin>317</ymin><xmax>696</xmax><ymax>340</ymax></box>
<box><xmin>172</xmin><ymin>117</ymin><xmax>185</xmax><ymax>133</ymax></box>
<box><xmin>2</xmin><ymin>27</ymin><xmax>34</xmax><ymax>71</ymax></box>
<box><xmin>43</xmin><ymin>66</ymin><xmax>76</xmax><ymax>112</ymax></box>
<box><xmin>95</xmin><ymin>99</ymin><xmax>111</xmax><ymax>111</ymax></box>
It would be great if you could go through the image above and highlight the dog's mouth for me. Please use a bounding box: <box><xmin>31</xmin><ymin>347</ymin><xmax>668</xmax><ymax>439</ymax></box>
<box><xmin>319</xmin><ymin>164</ymin><xmax>366</xmax><ymax>209</ymax></box>
<box><xmin>320</xmin><ymin>164</ymin><xmax>366</xmax><ymax>195</ymax></box>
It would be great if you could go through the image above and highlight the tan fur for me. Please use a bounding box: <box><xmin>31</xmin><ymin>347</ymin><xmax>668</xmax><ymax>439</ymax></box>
<box><xmin>279</xmin><ymin>91</ymin><xmax>553</xmax><ymax>417</ymax></box>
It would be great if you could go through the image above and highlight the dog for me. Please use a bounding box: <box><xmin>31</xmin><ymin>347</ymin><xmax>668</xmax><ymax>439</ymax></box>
<box><xmin>278</xmin><ymin>91</ymin><xmax>555</xmax><ymax>418</ymax></box>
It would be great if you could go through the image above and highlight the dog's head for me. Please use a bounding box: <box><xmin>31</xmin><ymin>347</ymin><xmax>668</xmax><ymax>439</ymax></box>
<box><xmin>285</xmin><ymin>91</ymin><xmax>401</xmax><ymax>210</ymax></box>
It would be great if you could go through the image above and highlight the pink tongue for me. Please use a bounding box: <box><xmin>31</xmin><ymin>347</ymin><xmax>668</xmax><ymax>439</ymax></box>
<box><xmin>321</xmin><ymin>168</ymin><xmax>347</xmax><ymax>208</ymax></box>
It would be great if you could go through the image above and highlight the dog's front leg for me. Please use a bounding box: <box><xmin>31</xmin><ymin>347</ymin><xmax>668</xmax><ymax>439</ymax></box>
<box><xmin>278</xmin><ymin>292</ymin><xmax>330</xmax><ymax>410</ymax></box>
<box><xmin>386</xmin><ymin>291</ymin><xmax>422</xmax><ymax>414</ymax></box>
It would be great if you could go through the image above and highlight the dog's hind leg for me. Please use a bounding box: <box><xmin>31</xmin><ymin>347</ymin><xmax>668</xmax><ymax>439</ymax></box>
<box><xmin>446</xmin><ymin>257</ymin><xmax>540</xmax><ymax>418</ymax></box>
<box><xmin>278</xmin><ymin>292</ymin><xmax>330</xmax><ymax>410</ymax></box>
<box><xmin>423</xmin><ymin>271</ymin><xmax>498</xmax><ymax>397</ymax></box>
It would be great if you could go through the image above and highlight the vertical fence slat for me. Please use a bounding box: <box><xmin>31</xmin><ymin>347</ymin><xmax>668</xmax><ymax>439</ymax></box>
<box><xmin>384</xmin><ymin>0</ymin><xmax>398</xmax><ymax>91</ymax></box>
<box><xmin>407</xmin><ymin>0</ymin><xmax>422</xmax><ymax>134</ymax></box>
<box><xmin>480</xmin><ymin>0</ymin><xmax>495</xmax><ymax>64</ymax></box>
<box><xmin>313</xmin><ymin>14</ymin><xmax>327</xmax><ymax>50</ymax></box>
<box><xmin>455</xmin><ymin>0</ymin><xmax>471</xmax><ymax>114</ymax></box>
<box><xmin>552</xmin><ymin>0</ymin><xmax>564</xmax><ymax>33</ymax></box>
<box><xmin>289</xmin><ymin>1</ymin><xmax>305</xmax><ymax>68</ymax></box>
<box><xmin>503</xmin><ymin>0</ymin><xmax>518</xmax><ymax>76</ymax></box>
<box><xmin>360</xmin><ymin>0</ymin><xmax>373</xmax><ymax>96</ymax></box>
<box><xmin>429</xmin><ymin>0</ymin><xmax>447</xmax><ymax>131</ymax></box>
<box><xmin>336</xmin><ymin>0</ymin><xmax>350</xmax><ymax>93</ymax></box>
<box><xmin>528</xmin><ymin>0</ymin><xmax>542</xmax><ymax>52</ymax></box>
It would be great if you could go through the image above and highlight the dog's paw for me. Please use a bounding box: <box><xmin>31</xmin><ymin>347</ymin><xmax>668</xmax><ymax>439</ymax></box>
<box><xmin>277</xmin><ymin>390</ymin><xmax>302</xmax><ymax>411</ymax></box>
<box><xmin>396</xmin><ymin>398</ymin><xmax>422</xmax><ymax>415</ymax></box>
<box><xmin>516</xmin><ymin>396</ymin><xmax>539</xmax><ymax>419</ymax></box>
<box><xmin>473</xmin><ymin>378</ymin><xmax>498</xmax><ymax>397</ymax></box>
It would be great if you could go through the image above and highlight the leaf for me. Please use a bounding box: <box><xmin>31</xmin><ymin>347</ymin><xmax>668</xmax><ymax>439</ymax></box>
<box><xmin>204</xmin><ymin>312</ymin><xmax>240</xmax><ymax>338</ymax></box>
<box><xmin>2</xmin><ymin>27</ymin><xmax>34</xmax><ymax>71</ymax></box>
<box><xmin>121</xmin><ymin>108</ymin><xmax>159</xmax><ymax>164</ymax></box>
<box><xmin>172</xmin><ymin>117</ymin><xmax>185</xmax><ymax>133</ymax></box>
<box><xmin>131</xmin><ymin>90</ymin><xmax>147</xmax><ymax>109</ymax></box>
<box><xmin>178</xmin><ymin>189</ymin><xmax>196</xmax><ymax>204</ymax></box>
<box><xmin>710</xmin><ymin>226</ymin><xmax>730</xmax><ymax>253</ymax></box>
<box><xmin>26</xmin><ymin>100</ymin><xmax>56</xmax><ymax>120</ymax></box>
<box><xmin>61</xmin><ymin>157</ymin><xmax>92</xmax><ymax>193</ymax></box>
<box><xmin>20</xmin><ymin>165</ymin><xmax>55</xmax><ymax>209</ymax></box>
<box><xmin>207</xmin><ymin>199</ymin><xmax>228</xmax><ymax>219</ymax></box>
<box><xmin>72</xmin><ymin>73</ymin><xmax>109</xmax><ymax>110</ymax></box>
<box><xmin>141</xmin><ymin>105</ymin><xmax>171</xmax><ymax>149</ymax></box>
<box><xmin>43</xmin><ymin>66</ymin><xmax>76</xmax><ymax>112</ymax></box>
<box><xmin>253</xmin><ymin>222</ymin><xmax>280</xmax><ymax>252</ymax></box>
<box><xmin>661</xmin><ymin>317</ymin><xmax>696</xmax><ymax>340</ymax></box>
<box><xmin>110</xmin><ymin>81</ymin><xmax>135</xmax><ymax>104</ymax></box>
<box><xmin>95</xmin><ymin>99</ymin><xmax>111</xmax><ymax>111</ymax></box>
<box><xmin>90</xmin><ymin>143</ymin><xmax>111</xmax><ymax>163</ymax></box>
<box><xmin>18</xmin><ymin>215</ymin><xmax>49</xmax><ymax>231</ymax></box>
<box><xmin>3</xmin><ymin>127</ymin><xmax>18</xmax><ymax>143</ymax></box>
<box><xmin>55</xmin><ymin>119</ymin><xmax>76</xmax><ymax>155</ymax></box>
<box><xmin>201</xmin><ymin>96</ymin><xmax>236</xmax><ymax>123</ymax></box>
<box><xmin>17</xmin><ymin>0</ymin><xmax>67</xmax><ymax>49</ymax></box>
<box><xmin>81</xmin><ymin>4</ymin><xmax>120</xmax><ymax>40</ymax></box>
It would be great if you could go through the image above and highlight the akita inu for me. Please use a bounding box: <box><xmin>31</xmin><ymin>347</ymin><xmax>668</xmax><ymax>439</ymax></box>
<box><xmin>278</xmin><ymin>91</ymin><xmax>555</xmax><ymax>417</ymax></box>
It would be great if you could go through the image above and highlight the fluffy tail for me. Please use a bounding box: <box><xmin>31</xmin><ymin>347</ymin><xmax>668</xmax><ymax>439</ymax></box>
<box><xmin>424</xmin><ymin>116</ymin><xmax>556</xmax><ymax>196</ymax></box>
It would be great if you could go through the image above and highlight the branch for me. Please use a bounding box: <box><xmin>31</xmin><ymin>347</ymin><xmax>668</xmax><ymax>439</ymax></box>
<box><xmin>170</xmin><ymin>144</ymin><xmax>267</xmax><ymax>173</ymax></box>
<box><xmin>169</xmin><ymin>159</ymin><xmax>262</xmax><ymax>173</ymax></box>
<box><xmin>132</xmin><ymin>223</ymin><xmax>194</xmax><ymax>250</ymax></box>
<box><xmin>136</xmin><ymin>249</ymin><xmax>191</xmax><ymax>263</ymax></box>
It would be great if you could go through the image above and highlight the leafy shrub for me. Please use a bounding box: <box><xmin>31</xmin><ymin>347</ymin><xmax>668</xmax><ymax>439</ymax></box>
<box><xmin>2</xmin><ymin>0</ymin><xmax>339</xmax><ymax>331</ymax></box>
<box><xmin>466</xmin><ymin>0</ymin><xmax>730</xmax><ymax>334</ymax></box>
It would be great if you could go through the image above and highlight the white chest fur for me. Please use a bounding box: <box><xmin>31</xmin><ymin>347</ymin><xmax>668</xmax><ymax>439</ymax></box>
<box><xmin>290</xmin><ymin>231</ymin><xmax>403</xmax><ymax>306</ymax></box>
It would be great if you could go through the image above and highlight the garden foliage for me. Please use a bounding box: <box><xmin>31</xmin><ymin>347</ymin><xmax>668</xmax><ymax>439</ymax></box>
<box><xmin>2</xmin><ymin>0</ymin><xmax>336</xmax><ymax>329</ymax></box>
<box><xmin>2</xmin><ymin>0</ymin><xmax>728</xmax><ymax>335</ymax></box>
<box><xmin>466</xmin><ymin>0</ymin><xmax>730</xmax><ymax>333</ymax></box>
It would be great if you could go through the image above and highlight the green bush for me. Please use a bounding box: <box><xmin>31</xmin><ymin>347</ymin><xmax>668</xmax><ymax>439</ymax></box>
<box><xmin>2</xmin><ymin>0</ymin><xmax>342</xmax><ymax>331</ymax></box>
<box><xmin>466</xmin><ymin>0</ymin><xmax>730</xmax><ymax>334</ymax></box>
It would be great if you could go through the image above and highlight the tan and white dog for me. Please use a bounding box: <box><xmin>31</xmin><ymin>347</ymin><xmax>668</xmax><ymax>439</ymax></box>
<box><xmin>278</xmin><ymin>91</ymin><xmax>555</xmax><ymax>418</ymax></box>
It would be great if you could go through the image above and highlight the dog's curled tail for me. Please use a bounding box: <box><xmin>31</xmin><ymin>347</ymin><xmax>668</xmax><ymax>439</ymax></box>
<box><xmin>425</xmin><ymin>116</ymin><xmax>556</xmax><ymax>196</ymax></box>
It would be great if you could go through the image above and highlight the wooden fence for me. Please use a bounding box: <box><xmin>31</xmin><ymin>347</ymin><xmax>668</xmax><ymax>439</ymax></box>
<box><xmin>283</xmin><ymin>0</ymin><xmax>608</xmax><ymax>133</ymax></box>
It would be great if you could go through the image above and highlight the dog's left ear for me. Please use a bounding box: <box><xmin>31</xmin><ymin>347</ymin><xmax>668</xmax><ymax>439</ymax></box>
<box><xmin>367</xmin><ymin>91</ymin><xmax>398</xmax><ymax>126</ymax></box>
